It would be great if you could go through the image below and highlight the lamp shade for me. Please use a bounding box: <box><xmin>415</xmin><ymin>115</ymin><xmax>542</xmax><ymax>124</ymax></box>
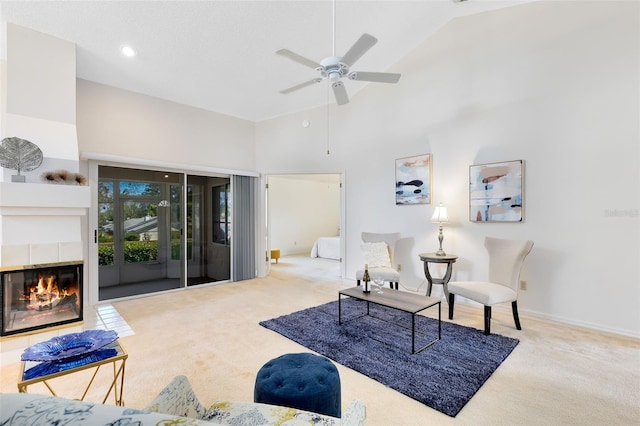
<box><xmin>431</xmin><ymin>203</ymin><xmax>449</xmax><ymax>223</ymax></box>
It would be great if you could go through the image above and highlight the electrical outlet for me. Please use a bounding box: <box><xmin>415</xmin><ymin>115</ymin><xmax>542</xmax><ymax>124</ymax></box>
<box><xmin>397</xmin><ymin>264</ymin><xmax>402</xmax><ymax>272</ymax></box>
<box><xmin>520</xmin><ymin>280</ymin><xmax>527</xmax><ymax>290</ymax></box>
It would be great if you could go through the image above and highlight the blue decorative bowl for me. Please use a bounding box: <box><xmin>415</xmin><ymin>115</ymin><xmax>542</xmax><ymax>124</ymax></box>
<box><xmin>22</xmin><ymin>348</ymin><xmax>118</xmax><ymax>380</ymax></box>
<box><xmin>21</xmin><ymin>330</ymin><xmax>118</xmax><ymax>361</ymax></box>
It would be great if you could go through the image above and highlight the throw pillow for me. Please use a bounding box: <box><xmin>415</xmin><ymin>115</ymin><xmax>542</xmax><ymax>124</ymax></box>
<box><xmin>361</xmin><ymin>242</ymin><xmax>391</xmax><ymax>268</ymax></box>
<box><xmin>144</xmin><ymin>375</ymin><xmax>207</xmax><ymax>420</ymax></box>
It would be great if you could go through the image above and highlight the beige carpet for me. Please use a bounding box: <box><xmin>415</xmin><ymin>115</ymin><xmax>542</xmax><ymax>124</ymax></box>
<box><xmin>1</xmin><ymin>255</ymin><xmax>639</xmax><ymax>425</ymax></box>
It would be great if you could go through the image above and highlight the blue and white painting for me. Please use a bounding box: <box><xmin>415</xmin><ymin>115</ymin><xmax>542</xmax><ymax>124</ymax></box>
<box><xmin>395</xmin><ymin>154</ymin><xmax>431</xmax><ymax>205</ymax></box>
<box><xmin>469</xmin><ymin>160</ymin><xmax>523</xmax><ymax>222</ymax></box>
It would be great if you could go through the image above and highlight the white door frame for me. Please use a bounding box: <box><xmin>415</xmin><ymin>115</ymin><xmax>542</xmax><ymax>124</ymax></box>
<box><xmin>259</xmin><ymin>172</ymin><xmax>346</xmax><ymax>279</ymax></box>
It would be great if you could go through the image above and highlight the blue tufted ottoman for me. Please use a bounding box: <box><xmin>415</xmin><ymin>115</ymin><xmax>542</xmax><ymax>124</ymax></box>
<box><xmin>254</xmin><ymin>353</ymin><xmax>341</xmax><ymax>418</ymax></box>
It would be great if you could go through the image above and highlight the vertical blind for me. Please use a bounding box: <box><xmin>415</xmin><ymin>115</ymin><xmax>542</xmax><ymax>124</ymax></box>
<box><xmin>232</xmin><ymin>175</ymin><xmax>257</xmax><ymax>281</ymax></box>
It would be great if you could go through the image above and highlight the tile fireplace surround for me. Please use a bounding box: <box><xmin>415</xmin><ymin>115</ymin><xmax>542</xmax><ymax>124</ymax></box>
<box><xmin>0</xmin><ymin>182</ymin><xmax>91</xmax><ymax>336</ymax></box>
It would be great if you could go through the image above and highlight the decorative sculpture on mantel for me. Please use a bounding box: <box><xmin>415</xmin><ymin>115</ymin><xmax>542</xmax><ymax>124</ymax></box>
<box><xmin>41</xmin><ymin>169</ymin><xmax>87</xmax><ymax>185</ymax></box>
<box><xmin>0</xmin><ymin>136</ymin><xmax>44</xmax><ymax>182</ymax></box>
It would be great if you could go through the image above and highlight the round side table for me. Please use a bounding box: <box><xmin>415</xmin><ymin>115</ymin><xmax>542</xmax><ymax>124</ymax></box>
<box><xmin>418</xmin><ymin>253</ymin><xmax>458</xmax><ymax>298</ymax></box>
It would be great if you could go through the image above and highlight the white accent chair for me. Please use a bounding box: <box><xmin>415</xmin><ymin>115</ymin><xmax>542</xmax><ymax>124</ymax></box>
<box><xmin>356</xmin><ymin>232</ymin><xmax>400</xmax><ymax>290</ymax></box>
<box><xmin>448</xmin><ymin>237</ymin><xmax>534</xmax><ymax>335</ymax></box>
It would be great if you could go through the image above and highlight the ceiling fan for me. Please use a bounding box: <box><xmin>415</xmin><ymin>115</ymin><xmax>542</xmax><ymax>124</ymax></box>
<box><xmin>276</xmin><ymin>0</ymin><xmax>401</xmax><ymax>105</ymax></box>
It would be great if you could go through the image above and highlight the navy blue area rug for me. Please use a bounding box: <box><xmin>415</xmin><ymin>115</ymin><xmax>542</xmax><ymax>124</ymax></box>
<box><xmin>259</xmin><ymin>298</ymin><xmax>519</xmax><ymax>417</ymax></box>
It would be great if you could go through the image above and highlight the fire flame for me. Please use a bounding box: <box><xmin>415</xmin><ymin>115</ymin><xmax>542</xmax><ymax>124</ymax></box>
<box><xmin>28</xmin><ymin>275</ymin><xmax>61</xmax><ymax>310</ymax></box>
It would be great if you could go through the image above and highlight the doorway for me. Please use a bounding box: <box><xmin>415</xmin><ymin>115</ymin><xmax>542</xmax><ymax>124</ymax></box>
<box><xmin>266</xmin><ymin>174</ymin><xmax>344</xmax><ymax>277</ymax></box>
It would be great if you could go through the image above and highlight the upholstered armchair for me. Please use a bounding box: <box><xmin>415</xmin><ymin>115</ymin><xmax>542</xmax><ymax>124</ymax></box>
<box><xmin>447</xmin><ymin>237</ymin><xmax>534</xmax><ymax>335</ymax></box>
<box><xmin>355</xmin><ymin>232</ymin><xmax>400</xmax><ymax>290</ymax></box>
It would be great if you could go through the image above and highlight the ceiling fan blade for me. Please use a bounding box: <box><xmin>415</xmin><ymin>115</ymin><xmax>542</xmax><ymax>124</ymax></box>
<box><xmin>280</xmin><ymin>78</ymin><xmax>322</xmax><ymax>94</ymax></box>
<box><xmin>276</xmin><ymin>49</ymin><xmax>322</xmax><ymax>69</ymax></box>
<box><xmin>340</xmin><ymin>33</ymin><xmax>378</xmax><ymax>67</ymax></box>
<box><xmin>332</xmin><ymin>81</ymin><xmax>349</xmax><ymax>105</ymax></box>
<box><xmin>348</xmin><ymin>71</ymin><xmax>401</xmax><ymax>84</ymax></box>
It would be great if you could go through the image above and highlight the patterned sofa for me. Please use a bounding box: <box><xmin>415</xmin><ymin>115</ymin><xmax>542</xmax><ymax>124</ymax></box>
<box><xmin>0</xmin><ymin>375</ymin><xmax>367</xmax><ymax>425</ymax></box>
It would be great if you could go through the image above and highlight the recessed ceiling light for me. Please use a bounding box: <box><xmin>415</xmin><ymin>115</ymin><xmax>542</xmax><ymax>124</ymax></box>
<box><xmin>121</xmin><ymin>45</ymin><xmax>136</xmax><ymax>57</ymax></box>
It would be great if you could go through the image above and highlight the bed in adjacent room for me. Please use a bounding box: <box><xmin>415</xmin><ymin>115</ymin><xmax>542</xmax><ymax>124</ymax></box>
<box><xmin>310</xmin><ymin>236</ymin><xmax>340</xmax><ymax>260</ymax></box>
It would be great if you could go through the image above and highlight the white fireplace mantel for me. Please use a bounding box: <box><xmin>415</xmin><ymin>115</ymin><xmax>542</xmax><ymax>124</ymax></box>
<box><xmin>0</xmin><ymin>182</ymin><xmax>91</xmax><ymax>269</ymax></box>
<box><xmin>0</xmin><ymin>182</ymin><xmax>90</xmax><ymax>212</ymax></box>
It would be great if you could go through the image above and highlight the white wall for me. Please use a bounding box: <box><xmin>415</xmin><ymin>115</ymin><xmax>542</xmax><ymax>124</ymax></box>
<box><xmin>269</xmin><ymin>175</ymin><xmax>340</xmax><ymax>256</ymax></box>
<box><xmin>6</xmin><ymin>23</ymin><xmax>75</xmax><ymax>125</ymax></box>
<box><xmin>76</xmin><ymin>79</ymin><xmax>256</xmax><ymax>172</ymax></box>
<box><xmin>1</xmin><ymin>24</ymin><xmax>80</xmax><ymax>182</ymax></box>
<box><xmin>256</xmin><ymin>1</ymin><xmax>640</xmax><ymax>337</ymax></box>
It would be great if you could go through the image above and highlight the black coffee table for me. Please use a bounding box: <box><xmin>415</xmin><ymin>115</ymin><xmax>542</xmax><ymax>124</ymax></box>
<box><xmin>338</xmin><ymin>287</ymin><xmax>441</xmax><ymax>354</ymax></box>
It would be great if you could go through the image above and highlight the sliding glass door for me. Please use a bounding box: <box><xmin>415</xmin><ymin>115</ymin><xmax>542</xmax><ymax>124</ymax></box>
<box><xmin>184</xmin><ymin>175</ymin><xmax>230</xmax><ymax>284</ymax></box>
<box><xmin>98</xmin><ymin>166</ymin><xmax>230</xmax><ymax>300</ymax></box>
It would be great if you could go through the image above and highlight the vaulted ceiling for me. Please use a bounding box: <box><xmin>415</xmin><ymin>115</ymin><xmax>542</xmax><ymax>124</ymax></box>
<box><xmin>0</xmin><ymin>1</ymin><xmax>530</xmax><ymax>122</ymax></box>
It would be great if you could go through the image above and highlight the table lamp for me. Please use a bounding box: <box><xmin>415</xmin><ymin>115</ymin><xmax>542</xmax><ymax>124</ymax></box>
<box><xmin>431</xmin><ymin>202</ymin><xmax>449</xmax><ymax>256</ymax></box>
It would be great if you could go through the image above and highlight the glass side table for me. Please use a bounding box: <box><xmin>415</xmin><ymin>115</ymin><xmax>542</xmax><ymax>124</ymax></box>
<box><xmin>18</xmin><ymin>339</ymin><xmax>128</xmax><ymax>406</ymax></box>
<box><xmin>419</xmin><ymin>252</ymin><xmax>458</xmax><ymax>299</ymax></box>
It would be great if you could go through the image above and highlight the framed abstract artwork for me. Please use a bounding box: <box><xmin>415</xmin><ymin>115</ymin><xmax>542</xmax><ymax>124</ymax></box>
<box><xmin>395</xmin><ymin>154</ymin><xmax>431</xmax><ymax>205</ymax></box>
<box><xmin>469</xmin><ymin>160</ymin><xmax>524</xmax><ymax>222</ymax></box>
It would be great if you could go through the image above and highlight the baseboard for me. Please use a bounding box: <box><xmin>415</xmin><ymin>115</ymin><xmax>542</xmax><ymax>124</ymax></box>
<box><xmin>453</xmin><ymin>297</ymin><xmax>640</xmax><ymax>340</ymax></box>
<box><xmin>517</xmin><ymin>307</ymin><xmax>640</xmax><ymax>340</ymax></box>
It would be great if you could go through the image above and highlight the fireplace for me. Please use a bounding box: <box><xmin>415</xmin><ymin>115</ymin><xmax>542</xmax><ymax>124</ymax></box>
<box><xmin>1</xmin><ymin>262</ymin><xmax>83</xmax><ymax>337</ymax></box>
<box><xmin>1</xmin><ymin>24</ymin><xmax>91</xmax><ymax>340</ymax></box>
<box><xmin>0</xmin><ymin>183</ymin><xmax>90</xmax><ymax>338</ymax></box>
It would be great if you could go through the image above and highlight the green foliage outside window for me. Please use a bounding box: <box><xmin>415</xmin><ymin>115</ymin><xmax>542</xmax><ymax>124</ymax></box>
<box><xmin>98</xmin><ymin>232</ymin><xmax>113</xmax><ymax>243</ymax></box>
<box><xmin>125</xmin><ymin>233</ymin><xmax>140</xmax><ymax>241</ymax></box>
<box><xmin>98</xmin><ymin>240</ymin><xmax>159</xmax><ymax>265</ymax></box>
<box><xmin>171</xmin><ymin>239</ymin><xmax>192</xmax><ymax>259</ymax></box>
<box><xmin>98</xmin><ymin>244</ymin><xmax>114</xmax><ymax>266</ymax></box>
<box><xmin>124</xmin><ymin>241</ymin><xmax>158</xmax><ymax>263</ymax></box>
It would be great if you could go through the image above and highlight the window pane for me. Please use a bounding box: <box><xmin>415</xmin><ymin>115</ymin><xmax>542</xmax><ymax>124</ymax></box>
<box><xmin>98</xmin><ymin>202</ymin><xmax>114</xmax><ymax>266</ymax></box>
<box><xmin>170</xmin><ymin>185</ymin><xmax>182</xmax><ymax>260</ymax></box>
<box><xmin>123</xmin><ymin>201</ymin><xmax>159</xmax><ymax>263</ymax></box>
<box><xmin>212</xmin><ymin>184</ymin><xmax>230</xmax><ymax>245</ymax></box>
<box><xmin>119</xmin><ymin>181</ymin><xmax>161</xmax><ymax>197</ymax></box>
<box><xmin>98</xmin><ymin>181</ymin><xmax>113</xmax><ymax>202</ymax></box>
<box><xmin>226</xmin><ymin>189</ymin><xmax>232</xmax><ymax>245</ymax></box>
